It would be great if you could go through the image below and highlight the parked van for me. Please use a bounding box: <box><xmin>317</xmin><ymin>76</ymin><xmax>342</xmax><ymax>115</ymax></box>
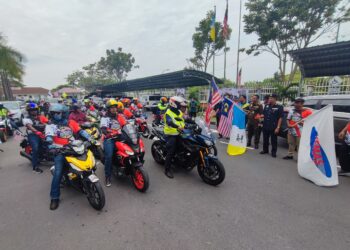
<box><xmin>140</xmin><ymin>95</ymin><xmax>162</xmax><ymax>111</ymax></box>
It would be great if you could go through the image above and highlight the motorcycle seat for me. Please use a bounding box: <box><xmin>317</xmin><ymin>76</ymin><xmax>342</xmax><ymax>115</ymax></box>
<box><xmin>81</xmin><ymin>122</ymin><xmax>92</xmax><ymax>129</ymax></box>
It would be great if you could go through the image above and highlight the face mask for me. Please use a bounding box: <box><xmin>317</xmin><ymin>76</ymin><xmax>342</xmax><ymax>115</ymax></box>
<box><xmin>54</xmin><ymin>113</ymin><xmax>62</xmax><ymax>121</ymax></box>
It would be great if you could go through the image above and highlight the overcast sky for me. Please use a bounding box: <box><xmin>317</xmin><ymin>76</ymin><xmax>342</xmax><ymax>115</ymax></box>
<box><xmin>1</xmin><ymin>0</ymin><xmax>349</xmax><ymax>89</ymax></box>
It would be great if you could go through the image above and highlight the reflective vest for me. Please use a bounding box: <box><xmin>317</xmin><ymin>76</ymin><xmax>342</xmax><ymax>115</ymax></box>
<box><xmin>164</xmin><ymin>109</ymin><xmax>185</xmax><ymax>135</ymax></box>
<box><xmin>241</xmin><ymin>103</ymin><xmax>249</xmax><ymax>109</ymax></box>
<box><xmin>0</xmin><ymin>108</ymin><xmax>8</xmax><ymax>117</ymax></box>
<box><xmin>158</xmin><ymin>103</ymin><xmax>167</xmax><ymax>112</ymax></box>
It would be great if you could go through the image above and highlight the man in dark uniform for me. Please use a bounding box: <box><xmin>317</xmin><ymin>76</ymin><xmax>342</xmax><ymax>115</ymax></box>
<box><xmin>246</xmin><ymin>95</ymin><xmax>263</xmax><ymax>149</ymax></box>
<box><xmin>260</xmin><ymin>94</ymin><xmax>283</xmax><ymax>158</ymax></box>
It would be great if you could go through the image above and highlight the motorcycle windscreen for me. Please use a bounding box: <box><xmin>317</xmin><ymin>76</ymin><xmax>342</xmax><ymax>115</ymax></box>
<box><xmin>123</xmin><ymin>124</ymin><xmax>138</xmax><ymax>145</ymax></box>
<box><xmin>195</xmin><ymin>117</ymin><xmax>214</xmax><ymax>141</ymax></box>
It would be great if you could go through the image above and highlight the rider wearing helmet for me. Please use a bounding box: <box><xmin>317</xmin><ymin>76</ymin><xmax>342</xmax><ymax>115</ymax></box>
<box><xmin>68</xmin><ymin>103</ymin><xmax>87</xmax><ymax>125</ymax></box>
<box><xmin>120</xmin><ymin>99</ymin><xmax>134</xmax><ymax>119</ymax></box>
<box><xmin>82</xmin><ymin>99</ymin><xmax>95</xmax><ymax>112</ymax></box>
<box><xmin>163</xmin><ymin>96</ymin><xmax>186</xmax><ymax>178</ymax></box>
<box><xmin>100</xmin><ymin>99</ymin><xmax>127</xmax><ymax>187</ymax></box>
<box><xmin>130</xmin><ymin>97</ymin><xmax>142</xmax><ymax>111</ymax></box>
<box><xmin>0</xmin><ymin>102</ymin><xmax>9</xmax><ymax>118</ymax></box>
<box><xmin>154</xmin><ymin>97</ymin><xmax>168</xmax><ymax>125</ymax></box>
<box><xmin>22</xmin><ymin>103</ymin><xmax>49</xmax><ymax>174</ymax></box>
<box><xmin>46</xmin><ymin>104</ymin><xmax>93</xmax><ymax>210</ymax></box>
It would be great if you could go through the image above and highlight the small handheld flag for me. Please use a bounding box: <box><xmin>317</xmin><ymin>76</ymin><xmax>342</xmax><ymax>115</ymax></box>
<box><xmin>218</xmin><ymin>97</ymin><xmax>233</xmax><ymax>138</ymax></box>
<box><xmin>205</xmin><ymin>78</ymin><xmax>222</xmax><ymax>126</ymax></box>
<box><xmin>227</xmin><ymin>104</ymin><xmax>247</xmax><ymax>156</ymax></box>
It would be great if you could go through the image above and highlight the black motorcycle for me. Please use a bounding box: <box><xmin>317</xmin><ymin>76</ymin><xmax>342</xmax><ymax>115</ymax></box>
<box><xmin>150</xmin><ymin>122</ymin><xmax>225</xmax><ymax>186</ymax></box>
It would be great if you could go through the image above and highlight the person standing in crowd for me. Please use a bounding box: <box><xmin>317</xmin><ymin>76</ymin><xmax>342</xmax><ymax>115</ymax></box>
<box><xmin>283</xmin><ymin>98</ymin><xmax>313</xmax><ymax>160</ymax></box>
<box><xmin>260</xmin><ymin>94</ymin><xmax>283</xmax><ymax>158</ymax></box>
<box><xmin>263</xmin><ymin>95</ymin><xmax>270</xmax><ymax>107</ymax></box>
<box><xmin>338</xmin><ymin>120</ymin><xmax>350</xmax><ymax>175</ymax></box>
<box><xmin>189</xmin><ymin>98</ymin><xmax>198</xmax><ymax>119</ymax></box>
<box><xmin>239</xmin><ymin>95</ymin><xmax>249</xmax><ymax>110</ymax></box>
<box><xmin>214</xmin><ymin>101</ymin><xmax>223</xmax><ymax>138</ymax></box>
<box><xmin>233</xmin><ymin>96</ymin><xmax>239</xmax><ymax>104</ymax></box>
<box><xmin>246</xmin><ymin>95</ymin><xmax>263</xmax><ymax>149</ymax></box>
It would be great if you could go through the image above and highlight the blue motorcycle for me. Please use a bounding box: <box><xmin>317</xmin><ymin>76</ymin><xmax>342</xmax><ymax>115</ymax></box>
<box><xmin>150</xmin><ymin>119</ymin><xmax>225</xmax><ymax>186</ymax></box>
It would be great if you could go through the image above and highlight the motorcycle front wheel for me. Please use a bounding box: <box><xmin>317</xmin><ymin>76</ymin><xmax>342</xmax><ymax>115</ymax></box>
<box><xmin>197</xmin><ymin>158</ymin><xmax>225</xmax><ymax>186</ymax></box>
<box><xmin>86</xmin><ymin>181</ymin><xmax>105</xmax><ymax>210</ymax></box>
<box><xmin>131</xmin><ymin>167</ymin><xmax>149</xmax><ymax>192</ymax></box>
<box><xmin>142</xmin><ymin>127</ymin><xmax>150</xmax><ymax>138</ymax></box>
<box><xmin>0</xmin><ymin>130</ymin><xmax>7</xmax><ymax>142</ymax></box>
<box><xmin>151</xmin><ymin>141</ymin><xmax>165</xmax><ymax>165</ymax></box>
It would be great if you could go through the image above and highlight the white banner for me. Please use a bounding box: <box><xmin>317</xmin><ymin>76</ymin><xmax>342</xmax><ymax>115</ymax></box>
<box><xmin>297</xmin><ymin>105</ymin><xmax>338</xmax><ymax>186</ymax></box>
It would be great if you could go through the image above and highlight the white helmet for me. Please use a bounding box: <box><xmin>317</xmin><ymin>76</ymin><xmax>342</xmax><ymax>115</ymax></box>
<box><xmin>169</xmin><ymin>96</ymin><xmax>186</xmax><ymax>109</ymax></box>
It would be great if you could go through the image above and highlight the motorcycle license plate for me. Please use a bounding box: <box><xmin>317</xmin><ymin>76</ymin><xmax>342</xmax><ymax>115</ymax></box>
<box><xmin>88</xmin><ymin>174</ymin><xmax>99</xmax><ymax>183</ymax></box>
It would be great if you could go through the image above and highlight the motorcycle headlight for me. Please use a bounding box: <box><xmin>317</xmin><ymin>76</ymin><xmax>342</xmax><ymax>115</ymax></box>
<box><xmin>72</xmin><ymin>145</ymin><xmax>85</xmax><ymax>155</ymax></box>
<box><xmin>125</xmin><ymin>150</ymin><xmax>134</xmax><ymax>156</ymax></box>
<box><xmin>205</xmin><ymin>140</ymin><xmax>213</xmax><ymax>146</ymax></box>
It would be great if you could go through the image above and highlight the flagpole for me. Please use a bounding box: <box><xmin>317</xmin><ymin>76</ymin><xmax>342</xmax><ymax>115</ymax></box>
<box><xmin>236</xmin><ymin>0</ymin><xmax>242</xmax><ymax>88</ymax></box>
<box><xmin>223</xmin><ymin>0</ymin><xmax>228</xmax><ymax>80</ymax></box>
<box><xmin>212</xmin><ymin>5</ymin><xmax>216</xmax><ymax>77</ymax></box>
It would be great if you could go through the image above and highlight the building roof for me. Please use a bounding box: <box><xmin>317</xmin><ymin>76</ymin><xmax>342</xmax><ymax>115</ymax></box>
<box><xmin>56</xmin><ymin>87</ymin><xmax>85</xmax><ymax>94</ymax></box>
<box><xmin>99</xmin><ymin>70</ymin><xmax>223</xmax><ymax>95</ymax></box>
<box><xmin>12</xmin><ymin>87</ymin><xmax>49</xmax><ymax>95</ymax></box>
<box><xmin>288</xmin><ymin>41</ymin><xmax>350</xmax><ymax>78</ymax></box>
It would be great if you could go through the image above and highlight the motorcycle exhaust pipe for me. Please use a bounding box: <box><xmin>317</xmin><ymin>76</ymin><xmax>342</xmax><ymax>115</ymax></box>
<box><xmin>20</xmin><ymin>151</ymin><xmax>32</xmax><ymax>161</ymax></box>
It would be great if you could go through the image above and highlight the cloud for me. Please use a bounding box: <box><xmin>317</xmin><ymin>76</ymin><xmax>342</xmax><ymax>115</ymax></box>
<box><xmin>1</xmin><ymin>0</ymin><xmax>349</xmax><ymax>88</ymax></box>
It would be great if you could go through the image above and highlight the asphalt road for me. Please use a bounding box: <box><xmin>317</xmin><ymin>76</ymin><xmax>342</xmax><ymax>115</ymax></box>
<box><xmin>0</xmin><ymin>133</ymin><xmax>349</xmax><ymax>250</ymax></box>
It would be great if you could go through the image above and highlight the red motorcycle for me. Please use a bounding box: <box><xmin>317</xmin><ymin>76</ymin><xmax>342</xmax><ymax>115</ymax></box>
<box><xmin>134</xmin><ymin>117</ymin><xmax>150</xmax><ymax>138</ymax></box>
<box><xmin>105</xmin><ymin>124</ymin><xmax>149</xmax><ymax>192</ymax></box>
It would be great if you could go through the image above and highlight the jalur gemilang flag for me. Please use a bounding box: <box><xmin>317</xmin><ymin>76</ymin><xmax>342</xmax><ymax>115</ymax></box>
<box><xmin>298</xmin><ymin>105</ymin><xmax>338</xmax><ymax>186</ymax></box>
<box><xmin>227</xmin><ymin>105</ymin><xmax>247</xmax><ymax>156</ymax></box>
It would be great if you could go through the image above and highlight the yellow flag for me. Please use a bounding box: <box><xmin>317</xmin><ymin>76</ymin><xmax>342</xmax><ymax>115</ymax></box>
<box><xmin>210</xmin><ymin>12</ymin><xmax>216</xmax><ymax>42</ymax></box>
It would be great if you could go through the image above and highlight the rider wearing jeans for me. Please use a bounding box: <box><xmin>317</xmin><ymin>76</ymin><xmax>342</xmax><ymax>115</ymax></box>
<box><xmin>100</xmin><ymin>100</ymin><xmax>127</xmax><ymax>187</ymax></box>
<box><xmin>46</xmin><ymin>104</ymin><xmax>92</xmax><ymax>210</ymax></box>
<box><xmin>22</xmin><ymin>103</ymin><xmax>48</xmax><ymax>173</ymax></box>
<box><xmin>163</xmin><ymin>96</ymin><xmax>185</xmax><ymax>179</ymax></box>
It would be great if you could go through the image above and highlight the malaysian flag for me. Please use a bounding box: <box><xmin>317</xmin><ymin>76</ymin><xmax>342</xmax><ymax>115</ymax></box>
<box><xmin>218</xmin><ymin>97</ymin><xmax>233</xmax><ymax>137</ymax></box>
<box><xmin>205</xmin><ymin>77</ymin><xmax>222</xmax><ymax>126</ymax></box>
<box><xmin>223</xmin><ymin>0</ymin><xmax>229</xmax><ymax>39</ymax></box>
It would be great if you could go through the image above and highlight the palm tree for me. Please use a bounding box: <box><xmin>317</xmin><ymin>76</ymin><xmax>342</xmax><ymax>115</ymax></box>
<box><xmin>0</xmin><ymin>33</ymin><xmax>25</xmax><ymax>100</ymax></box>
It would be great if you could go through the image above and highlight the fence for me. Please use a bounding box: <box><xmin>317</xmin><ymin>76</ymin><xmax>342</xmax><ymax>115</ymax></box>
<box><xmin>196</xmin><ymin>76</ymin><xmax>350</xmax><ymax>103</ymax></box>
<box><xmin>111</xmin><ymin>76</ymin><xmax>350</xmax><ymax>104</ymax></box>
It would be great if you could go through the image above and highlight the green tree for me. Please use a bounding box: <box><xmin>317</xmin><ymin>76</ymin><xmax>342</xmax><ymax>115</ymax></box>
<box><xmin>97</xmin><ymin>48</ymin><xmax>138</xmax><ymax>82</ymax></box>
<box><xmin>273</xmin><ymin>82</ymin><xmax>299</xmax><ymax>104</ymax></box>
<box><xmin>0</xmin><ymin>33</ymin><xmax>25</xmax><ymax>100</ymax></box>
<box><xmin>66</xmin><ymin>47</ymin><xmax>138</xmax><ymax>91</ymax></box>
<box><xmin>66</xmin><ymin>70</ymin><xmax>85</xmax><ymax>86</ymax></box>
<box><xmin>190</xmin><ymin>10</ymin><xmax>232</xmax><ymax>72</ymax></box>
<box><xmin>243</xmin><ymin>0</ymin><xmax>349</xmax><ymax>81</ymax></box>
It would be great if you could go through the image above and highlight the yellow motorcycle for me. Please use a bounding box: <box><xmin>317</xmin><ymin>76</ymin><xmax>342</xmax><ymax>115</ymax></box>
<box><xmin>50</xmin><ymin>140</ymin><xmax>105</xmax><ymax>210</ymax></box>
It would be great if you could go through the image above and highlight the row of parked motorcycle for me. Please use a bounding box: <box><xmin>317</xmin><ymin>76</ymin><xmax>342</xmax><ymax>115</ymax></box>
<box><xmin>7</xmin><ymin>109</ymin><xmax>225</xmax><ymax>211</ymax></box>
